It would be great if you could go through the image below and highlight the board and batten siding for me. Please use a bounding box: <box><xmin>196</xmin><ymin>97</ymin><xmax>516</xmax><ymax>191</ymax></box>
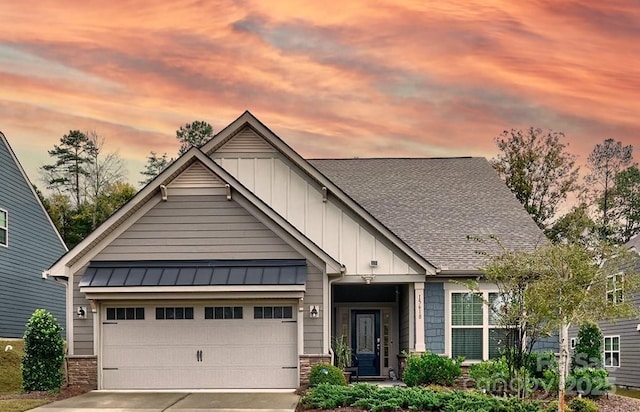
<box><xmin>93</xmin><ymin>194</ymin><xmax>303</xmax><ymax>261</ymax></box>
<box><xmin>0</xmin><ymin>135</ymin><xmax>67</xmax><ymax>338</ymax></box>
<box><xmin>211</xmin><ymin>126</ymin><xmax>420</xmax><ymax>277</ymax></box>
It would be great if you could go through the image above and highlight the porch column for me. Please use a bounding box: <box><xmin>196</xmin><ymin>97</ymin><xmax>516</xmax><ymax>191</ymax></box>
<box><xmin>414</xmin><ymin>282</ymin><xmax>426</xmax><ymax>352</ymax></box>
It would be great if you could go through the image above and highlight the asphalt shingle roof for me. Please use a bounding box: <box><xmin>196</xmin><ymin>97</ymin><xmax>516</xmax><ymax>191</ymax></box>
<box><xmin>310</xmin><ymin>157</ymin><xmax>546</xmax><ymax>272</ymax></box>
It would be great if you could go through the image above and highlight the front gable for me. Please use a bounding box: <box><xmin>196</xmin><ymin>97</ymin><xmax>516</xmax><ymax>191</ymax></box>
<box><xmin>202</xmin><ymin>113</ymin><xmax>433</xmax><ymax>279</ymax></box>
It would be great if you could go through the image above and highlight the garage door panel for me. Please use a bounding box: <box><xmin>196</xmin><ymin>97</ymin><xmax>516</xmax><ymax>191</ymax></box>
<box><xmin>101</xmin><ymin>302</ymin><xmax>299</xmax><ymax>389</ymax></box>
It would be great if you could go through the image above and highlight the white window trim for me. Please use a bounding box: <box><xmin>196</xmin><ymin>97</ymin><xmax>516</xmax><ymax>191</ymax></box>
<box><xmin>570</xmin><ymin>337</ymin><xmax>577</xmax><ymax>349</ymax></box>
<box><xmin>606</xmin><ymin>272</ymin><xmax>624</xmax><ymax>303</ymax></box>
<box><xmin>444</xmin><ymin>283</ymin><xmax>499</xmax><ymax>363</ymax></box>
<box><xmin>0</xmin><ymin>209</ymin><xmax>7</xmax><ymax>247</ymax></box>
<box><xmin>604</xmin><ymin>335</ymin><xmax>620</xmax><ymax>368</ymax></box>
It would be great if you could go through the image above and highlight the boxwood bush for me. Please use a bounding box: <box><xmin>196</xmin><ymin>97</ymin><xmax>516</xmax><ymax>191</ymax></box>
<box><xmin>469</xmin><ymin>357</ymin><xmax>509</xmax><ymax>394</ymax></box>
<box><xmin>402</xmin><ymin>352</ymin><xmax>463</xmax><ymax>386</ymax></box>
<box><xmin>308</xmin><ymin>363</ymin><xmax>346</xmax><ymax>387</ymax></box>
<box><xmin>22</xmin><ymin>309</ymin><xmax>65</xmax><ymax>392</ymax></box>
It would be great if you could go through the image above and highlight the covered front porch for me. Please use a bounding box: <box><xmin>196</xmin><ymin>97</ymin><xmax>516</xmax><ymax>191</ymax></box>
<box><xmin>331</xmin><ymin>282</ymin><xmax>426</xmax><ymax>380</ymax></box>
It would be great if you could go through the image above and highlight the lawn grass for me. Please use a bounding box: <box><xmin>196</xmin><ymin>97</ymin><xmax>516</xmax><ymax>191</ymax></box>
<box><xmin>0</xmin><ymin>399</ymin><xmax>50</xmax><ymax>412</ymax></box>
<box><xmin>0</xmin><ymin>340</ymin><xmax>25</xmax><ymax>395</ymax></box>
<box><xmin>615</xmin><ymin>386</ymin><xmax>640</xmax><ymax>400</ymax></box>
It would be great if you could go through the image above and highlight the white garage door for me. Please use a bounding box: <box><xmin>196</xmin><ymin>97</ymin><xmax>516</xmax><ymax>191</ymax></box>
<box><xmin>101</xmin><ymin>302</ymin><xmax>298</xmax><ymax>389</ymax></box>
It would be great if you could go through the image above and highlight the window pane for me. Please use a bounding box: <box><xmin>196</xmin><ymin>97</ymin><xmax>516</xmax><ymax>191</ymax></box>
<box><xmin>224</xmin><ymin>307</ymin><xmax>233</xmax><ymax>319</ymax></box>
<box><xmin>274</xmin><ymin>306</ymin><xmax>282</xmax><ymax>319</ymax></box>
<box><xmin>156</xmin><ymin>307</ymin><xmax>164</xmax><ymax>320</ymax></box>
<box><xmin>0</xmin><ymin>211</ymin><xmax>6</xmax><ymax>227</ymax></box>
<box><xmin>452</xmin><ymin>328</ymin><xmax>483</xmax><ymax>360</ymax></box>
<box><xmin>205</xmin><ymin>307</ymin><xmax>213</xmax><ymax>319</ymax></box>
<box><xmin>612</xmin><ymin>353</ymin><xmax>620</xmax><ymax>367</ymax></box>
<box><xmin>283</xmin><ymin>306</ymin><xmax>293</xmax><ymax>319</ymax></box>
<box><xmin>185</xmin><ymin>307</ymin><xmax>193</xmax><ymax>319</ymax></box>
<box><xmin>489</xmin><ymin>328</ymin><xmax>512</xmax><ymax>359</ymax></box>
<box><xmin>126</xmin><ymin>308</ymin><xmax>135</xmax><ymax>320</ymax></box>
<box><xmin>604</xmin><ymin>338</ymin><xmax>611</xmax><ymax>351</ymax></box>
<box><xmin>264</xmin><ymin>307</ymin><xmax>273</xmax><ymax>319</ymax></box>
<box><xmin>613</xmin><ymin>337</ymin><xmax>620</xmax><ymax>351</ymax></box>
<box><xmin>166</xmin><ymin>307</ymin><xmax>175</xmax><ymax>320</ymax></box>
<box><xmin>215</xmin><ymin>307</ymin><xmax>224</xmax><ymax>319</ymax></box>
<box><xmin>106</xmin><ymin>308</ymin><xmax>116</xmax><ymax>320</ymax></box>
<box><xmin>452</xmin><ymin>293</ymin><xmax>482</xmax><ymax>326</ymax></box>
<box><xmin>0</xmin><ymin>229</ymin><xmax>6</xmax><ymax>245</ymax></box>
<box><xmin>234</xmin><ymin>307</ymin><xmax>243</xmax><ymax>319</ymax></box>
<box><xmin>175</xmin><ymin>307</ymin><xmax>184</xmax><ymax>320</ymax></box>
<box><xmin>116</xmin><ymin>308</ymin><xmax>126</xmax><ymax>320</ymax></box>
<box><xmin>135</xmin><ymin>308</ymin><xmax>145</xmax><ymax>320</ymax></box>
<box><xmin>254</xmin><ymin>307</ymin><xmax>263</xmax><ymax>319</ymax></box>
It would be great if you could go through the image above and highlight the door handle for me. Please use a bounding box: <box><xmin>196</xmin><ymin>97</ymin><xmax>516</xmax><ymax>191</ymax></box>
<box><xmin>196</xmin><ymin>350</ymin><xmax>203</xmax><ymax>362</ymax></box>
<box><xmin>200</xmin><ymin>350</ymin><xmax>203</xmax><ymax>362</ymax></box>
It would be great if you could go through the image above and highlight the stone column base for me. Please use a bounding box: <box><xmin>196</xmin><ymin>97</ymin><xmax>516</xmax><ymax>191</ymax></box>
<box><xmin>299</xmin><ymin>354</ymin><xmax>331</xmax><ymax>388</ymax></box>
<box><xmin>67</xmin><ymin>355</ymin><xmax>97</xmax><ymax>389</ymax></box>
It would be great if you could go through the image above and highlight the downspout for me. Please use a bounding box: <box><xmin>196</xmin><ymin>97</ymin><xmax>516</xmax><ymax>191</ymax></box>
<box><xmin>327</xmin><ymin>265</ymin><xmax>346</xmax><ymax>364</ymax></box>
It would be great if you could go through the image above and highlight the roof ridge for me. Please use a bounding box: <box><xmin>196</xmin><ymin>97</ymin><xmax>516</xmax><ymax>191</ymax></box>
<box><xmin>309</xmin><ymin>156</ymin><xmax>478</xmax><ymax>160</ymax></box>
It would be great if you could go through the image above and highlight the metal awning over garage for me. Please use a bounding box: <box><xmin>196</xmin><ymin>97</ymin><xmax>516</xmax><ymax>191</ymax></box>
<box><xmin>80</xmin><ymin>259</ymin><xmax>307</xmax><ymax>287</ymax></box>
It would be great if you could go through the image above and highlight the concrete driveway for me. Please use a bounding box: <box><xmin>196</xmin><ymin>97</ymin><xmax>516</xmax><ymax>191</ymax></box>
<box><xmin>29</xmin><ymin>392</ymin><xmax>300</xmax><ymax>412</ymax></box>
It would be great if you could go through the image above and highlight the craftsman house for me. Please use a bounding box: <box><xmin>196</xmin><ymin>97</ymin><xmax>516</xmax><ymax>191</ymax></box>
<box><xmin>0</xmin><ymin>132</ymin><xmax>67</xmax><ymax>338</ymax></box>
<box><xmin>47</xmin><ymin>112</ymin><xmax>545</xmax><ymax>389</ymax></box>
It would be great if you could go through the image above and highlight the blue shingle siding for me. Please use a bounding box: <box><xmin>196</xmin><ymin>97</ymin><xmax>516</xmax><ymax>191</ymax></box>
<box><xmin>0</xmin><ymin>134</ymin><xmax>67</xmax><ymax>338</ymax></box>
<box><xmin>425</xmin><ymin>282</ymin><xmax>445</xmax><ymax>354</ymax></box>
<box><xmin>532</xmin><ymin>335</ymin><xmax>559</xmax><ymax>353</ymax></box>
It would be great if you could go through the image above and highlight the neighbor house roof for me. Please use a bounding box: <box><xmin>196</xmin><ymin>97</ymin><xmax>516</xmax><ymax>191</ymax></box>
<box><xmin>310</xmin><ymin>157</ymin><xmax>545</xmax><ymax>272</ymax></box>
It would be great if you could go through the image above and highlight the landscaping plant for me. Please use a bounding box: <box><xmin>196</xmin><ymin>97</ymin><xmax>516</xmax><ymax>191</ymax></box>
<box><xmin>571</xmin><ymin>323</ymin><xmax>603</xmax><ymax>371</ymax></box>
<box><xmin>402</xmin><ymin>351</ymin><xmax>462</xmax><ymax>386</ymax></box>
<box><xmin>22</xmin><ymin>309</ymin><xmax>65</xmax><ymax>392</ymax></box>
<box><xmin>308</xmin><ymin>363</ymin><xmax>346</xmax><ymax>387</ymax></box>
<box><xmin>469</xmin><ymin>357</ymin><xmax>509</xmax><ymax>394</ymax></box>
<box><xmin>567</xmin><ymin>397</ymin><xmax>598</xmax><ymax>412</ymax></box>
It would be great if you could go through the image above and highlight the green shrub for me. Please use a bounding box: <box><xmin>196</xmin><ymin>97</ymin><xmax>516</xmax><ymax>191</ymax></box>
<box><xmin>402</xmin><ymin>352</ymin><xmax>463</xmax><ymax>386</ymax></box>
<box><xmin>301</xmin><ymin>384</ymin><xmax>543</xmax><ymax>412</ymax></box>
<box><xmin>469</xmin><ymin>357</ymin><xmax>509</xmax><ymax>394</ymax></box>
<box><xmin>542</xmin><ymin>400</ymin><xmax>561</xmax><ymax>412</ymax></box>
<box><xmin>568</xmin><ymin>397</ymin><xmax>598</xmax><ymax>412</ymax></box>
<box><xmin>571</xmin><ymin>323</ymin><xmax>603</xmax><ymax>371</ymax></box>
<box><xmin>22</xmin><ymin>309</ymin><xmax>64</xmax><ymax>392</ymax></box>
<box><xmin>308</xmin><ymin>363</ymin><xmax>346</xmax><ymax>387</ymax></box>
<box><xmin>568</xmin><ymin>367</ymin><xmax>609</xmax><ymax>397</ymax></box>
<box><xmin>301</xmin><ymin>383</ymin><xmax>350</xmax><ymax>409</ymax></box>
<box><xmin>527</xmin><ymin>351</ymin><xmax>558</xmax><ymax>379</ymax></box>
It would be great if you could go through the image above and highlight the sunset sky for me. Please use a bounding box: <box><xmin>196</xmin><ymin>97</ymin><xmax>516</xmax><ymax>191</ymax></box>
<box><xmin>1</xmin><ymin>1</ymin><xmax>639</xmax><ymax>190</ymax></box>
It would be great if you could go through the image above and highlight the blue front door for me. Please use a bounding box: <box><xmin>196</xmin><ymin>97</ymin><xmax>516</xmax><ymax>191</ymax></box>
<box><xmin>351</xmin><ymin>310</ymin><xmax>380</xmax><ymax>376</ymax></box>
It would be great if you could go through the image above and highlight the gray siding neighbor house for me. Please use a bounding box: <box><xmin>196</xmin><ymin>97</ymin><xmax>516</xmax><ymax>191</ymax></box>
<box><xmin>570</xmin><ymin>235</ymin><xmax>640</xmax><ymax>389</ymax></box>
<box><xmin>47</xmin><ymin>112</ymin><xmax>546</xmax><ymax>390</ymax></box>
<box><xmin>0</xmin><ymin>132</ymin><xmax>67</xmax><ymax>338</ymax></box>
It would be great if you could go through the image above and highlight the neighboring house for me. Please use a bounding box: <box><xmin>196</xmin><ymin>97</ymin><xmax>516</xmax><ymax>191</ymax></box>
<box><xmin>0</xmin><ymin>132</ymin><xmax>67</xmax><ymax>338</ymax></box>
<box><xmin>47</xmin><ymin>112</ymin><xmax>545</xmax><ymax>390</ymax></box>
<box><xmin>570</xmin><ymin>235</ymin><xmax>640</xmax><ymax>389</ymax></box>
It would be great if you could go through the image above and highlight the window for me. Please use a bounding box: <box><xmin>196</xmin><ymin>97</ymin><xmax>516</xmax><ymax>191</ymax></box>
<box><xmin>253</xmin><ymin>306</ymin><xmax>293</xmax><ymax>319</ymax></box>
<box><xmin>106</xmin><ymin>307</ymin><xmax>144</xmax><ymax>320</ymax></box>
<box><xmin>604</xmin><ymin>336</ymin><xmax>620</xmax><ymax>367</ymax></box>
<box><xmin>570</xmin><ymin>338</ymin><xmax>577</xmax><ymax>349</ymax></box>
<box><xmin>0</xmin><ymin>209</ymin><xmax>7</xmax><ymax>247</ymax></box>
<box><xmin>451</xmin><ymin>293</ymin><xmax>483</xmax><ymax>360</ymax></box>
<box><xmin>205</xmin><ymin>306</ymin><xmax>243</xmax><ymax>319</ymax></box>
<box><xmin>449</xmin><ymin>290</ymin><xmax>510</xmax><ymax>361</ymax></box>
<box><xmin>155</xmin><ymin>307</ymin><xmax>194</xmax><ymax>320</ymax></box>
<box><xmin>607</xmin><ymin>273</ymin><xmax>624</xmax><ymax>303</ymax></box>
<box><xmin>489</xmin><ymin>293</ymin><xmax>511</xmax><ymax>359</ymax></box>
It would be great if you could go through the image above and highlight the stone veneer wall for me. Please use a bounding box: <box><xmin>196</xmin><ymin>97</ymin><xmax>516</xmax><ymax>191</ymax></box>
<box><xmin>425</xmin><ymin>282</ymin><xmax>445</xmax><ymax>354</ymax></box>
<box><xmin>299</xmin><ymin>354</ymin><xmax>331</xmax><ymax>388</ymax></box>
<box><xmin>67</xmin><ymin>355</ymin><xmax>98</xmax><ymax>389</ymax></box>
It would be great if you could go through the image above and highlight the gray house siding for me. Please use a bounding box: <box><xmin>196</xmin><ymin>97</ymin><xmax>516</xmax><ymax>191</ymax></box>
<box><xmin>74</xmin><ymin>193</ymin><xmax>327</xmax><ymax>355</ymax></box>
<box><xmin>598</xmin><ymin>312</ymin><xmax>640</xmax><ymax>388</ymax></box>
<box><xmin>425</xmin><ymin>282</ymin><xmax>445</xmax><ymax>354</ymax></box>
<box><xmin>303</xmin><ymin>265</ymin><xmax>324</xmax><ymax>353</ymax></box>
<box><xmin>94</xmin><ymin>195</ymin><xmax>303</xmax><ymax>261</ymax></box>
<box><xmin>0</xmin><ymin>134</ymin><xmax>66</xmax><ymax>338</ymax></box>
